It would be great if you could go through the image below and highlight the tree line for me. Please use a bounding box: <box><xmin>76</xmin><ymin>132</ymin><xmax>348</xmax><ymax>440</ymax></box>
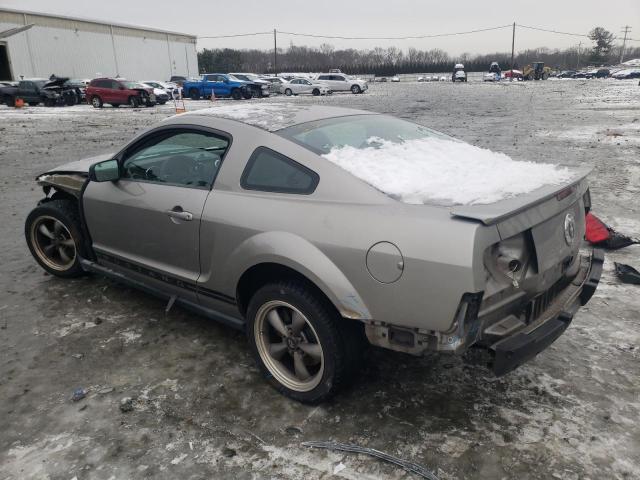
<box><xmin>198</xmin><ymin>27</ymin><xmax>639</xmax><ymax>75</ymax></box>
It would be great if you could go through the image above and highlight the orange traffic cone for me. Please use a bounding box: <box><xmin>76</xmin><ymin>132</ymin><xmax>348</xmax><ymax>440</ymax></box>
<box><xmin>15</xmin><ymin>98</ymin><xmax>24</xmax><ymax>108</ymax></box>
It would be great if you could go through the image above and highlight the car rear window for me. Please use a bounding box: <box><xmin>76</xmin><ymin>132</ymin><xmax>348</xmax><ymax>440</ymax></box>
<box><xmin>278</xmin><ymin>114</ymin><xmax>451</xmax><ymax>155</ymax></box>
<box><xmin>241</xmin><ymin>147</ymin><xmax>319</xmax><ymax>194</ymax></box>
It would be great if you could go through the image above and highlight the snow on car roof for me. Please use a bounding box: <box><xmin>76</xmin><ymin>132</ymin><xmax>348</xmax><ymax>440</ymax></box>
<box><xmin>185</xmin><ymin>103</ymin><xmax>374</xmax><ymax>131</ymax></box>
<box><xmin>323</xmin><ymin>137</ymin><xmax>574</xmax><ymax>206</ymax></box>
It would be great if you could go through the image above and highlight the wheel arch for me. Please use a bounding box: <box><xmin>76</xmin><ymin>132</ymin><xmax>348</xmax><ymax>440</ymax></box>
<box><xmin>228</xmin><ymin>232</ymin><xmax>371</xmax><ymax>321</ymax></box>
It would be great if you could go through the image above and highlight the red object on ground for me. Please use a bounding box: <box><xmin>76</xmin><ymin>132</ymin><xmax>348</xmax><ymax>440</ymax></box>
<box><xmin>585</xmin><ymin>213</ymin><xmax>610</xmax><ymax>244</ymax></box>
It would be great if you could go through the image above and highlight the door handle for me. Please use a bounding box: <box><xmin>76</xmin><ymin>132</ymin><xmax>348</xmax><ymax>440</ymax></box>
<box><xmin>165</xmin><ymin>207</ymin><xmax>193</xmax><ymax>221</ymax></box>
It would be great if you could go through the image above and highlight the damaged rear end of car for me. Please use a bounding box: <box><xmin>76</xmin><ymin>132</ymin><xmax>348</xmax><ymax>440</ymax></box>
<box><xmin>368</xmin><ymin>171</ymin><xmax>603</xmax><ymax>376</ymax></box>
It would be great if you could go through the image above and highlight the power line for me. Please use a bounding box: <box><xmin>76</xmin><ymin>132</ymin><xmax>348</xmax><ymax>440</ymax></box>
<box><xmin>198</xmin><ymin>31</ymin><xmax>272</xmax><ymax>39</ymax></box>
<box><xmin>517</xmin><ymin>23</ymin><xmax>639</xmax><ymax>42</ymax></box>
<box><xmin>197</xmin><ymin>25</ymin><xmax>639</xmax><ymax>43</ymax></box>
<box><xmin>276</xmin><ymin>24</ymin><xmax>512</xmax><ymax>40</ymax></box>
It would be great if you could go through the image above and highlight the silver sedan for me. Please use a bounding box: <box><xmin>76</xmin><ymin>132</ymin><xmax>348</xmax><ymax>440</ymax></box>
<box><xmin>25</xmin><ymin>104</ymin><xmax>602</xmax><ymax>403</ymax></box>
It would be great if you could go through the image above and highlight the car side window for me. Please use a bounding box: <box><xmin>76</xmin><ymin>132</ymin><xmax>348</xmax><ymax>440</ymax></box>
<box><xmin>122</xmin><ymin>130</ymin><xmax>230</xmax><ymax>188</ymax></box>
<box><xmin>317</xmin><ymin>75</ymin><xmax>329</xmax><ymax>80</ymax></box>
<box><xmin>241</xmin><ymin>147</ymin><xmax>319</xmax><ymax>194</ymax></box>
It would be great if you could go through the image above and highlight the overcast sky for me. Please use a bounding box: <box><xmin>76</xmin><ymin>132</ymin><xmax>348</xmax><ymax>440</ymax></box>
<box><xmin>3</xmin><ymin>0</ymin><xmax>639</xmax><ymax>55</ymax></box>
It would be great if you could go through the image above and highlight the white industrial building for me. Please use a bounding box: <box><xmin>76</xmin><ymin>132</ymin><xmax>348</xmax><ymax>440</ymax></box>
<box><xmin>0</xmin><ymin>8</ymin><xmax>198</xmax><ymax>81</ymax></box>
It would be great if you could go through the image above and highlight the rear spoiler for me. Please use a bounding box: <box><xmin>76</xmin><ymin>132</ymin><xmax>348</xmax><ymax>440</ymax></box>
<box><xmin>450</xmin><ymin>167</ymin><xmax>592</xmax><ymax>238</ymax></box>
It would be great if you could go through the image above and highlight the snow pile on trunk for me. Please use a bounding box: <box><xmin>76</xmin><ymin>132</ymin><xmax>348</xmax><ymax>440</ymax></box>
<box><xmin>322</xmin><ymin>137</ymin><xmax>574</xmax><ymax>205</ymax></box>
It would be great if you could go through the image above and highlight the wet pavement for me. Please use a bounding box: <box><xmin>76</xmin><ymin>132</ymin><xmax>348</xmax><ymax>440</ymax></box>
<box><xmin>1</xmin><ymin>79</ymin><xmax>639</xmax><ymax>480</ymax></box>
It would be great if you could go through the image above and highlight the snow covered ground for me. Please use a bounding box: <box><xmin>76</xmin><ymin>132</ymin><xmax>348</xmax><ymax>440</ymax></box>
<box><xmin>0</xmin><ymin>78</ymin><xmax>639</xmax><ymax>480</ymax></box>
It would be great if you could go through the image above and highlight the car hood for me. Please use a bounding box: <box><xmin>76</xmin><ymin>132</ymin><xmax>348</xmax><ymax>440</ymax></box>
<box><xmin>44</xmin><ymin>77</ymin><xmax>70</xmax><ymax>88</ymax></box>
<box><xmin>42</xmin><ymin>152</ymin><xmax>116</xmax><ymax>175</ymax></box>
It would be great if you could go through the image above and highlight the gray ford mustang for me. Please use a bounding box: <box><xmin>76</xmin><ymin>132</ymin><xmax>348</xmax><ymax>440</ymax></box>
<box><xmin>25</xmin><ymin>104</ymin><xmax>603</xmax><ymax>403</ymax></box>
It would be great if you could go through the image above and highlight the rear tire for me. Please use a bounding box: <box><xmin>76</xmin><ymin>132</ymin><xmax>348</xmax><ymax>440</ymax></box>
<box><xmin>25</xmin><ymin>200</ymin><xmax>85</xmax><ymax>278</ymax></box>
<box><xmin>189</xmin><ymin>88</ymin><xmax>200</xmax><ymax>100</ymax></box>
<box><xmin>246</xmin><ymin>281</ymin><xmax>363</xmax><ymax>403</ymax></box>
<box><xmin>91</xmin><ymin>96</ymin><xmax>103</xmax><ymax>108</ymax></box>
<box><xmin>4</xmin><ymin>95</ymin><xmax>15</xmax><ymax>107</ymax></box>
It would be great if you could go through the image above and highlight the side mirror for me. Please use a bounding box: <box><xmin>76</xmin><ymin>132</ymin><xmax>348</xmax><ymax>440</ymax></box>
<box><xmin>89</xmin><ymin>159</ymin><xmax>120</xmax><ymax>182</ymax></box>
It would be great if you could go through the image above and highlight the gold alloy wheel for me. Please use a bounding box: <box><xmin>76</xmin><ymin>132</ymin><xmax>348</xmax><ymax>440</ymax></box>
<box><xmin>30</xmin><ymin>215</ymin><xmax>76</xmax><ymax>271</ymax></box>
<box><xmin>254</xmin><ymin>300</ymin><xmax>325</xmax><ymax>392</ymax></box>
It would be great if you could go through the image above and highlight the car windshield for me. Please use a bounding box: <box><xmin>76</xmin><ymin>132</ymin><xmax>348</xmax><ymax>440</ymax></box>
<box><xmin>278</xmin><ymin>114</ymin><xmax>453</xmax><ymax>155</ymax></box>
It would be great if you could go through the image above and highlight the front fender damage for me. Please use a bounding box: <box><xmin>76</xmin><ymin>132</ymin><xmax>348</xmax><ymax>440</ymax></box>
<box><xmin>37</xmin><ymin>172</ymin><xmax>87</xmax><ymax>199</ymax></box>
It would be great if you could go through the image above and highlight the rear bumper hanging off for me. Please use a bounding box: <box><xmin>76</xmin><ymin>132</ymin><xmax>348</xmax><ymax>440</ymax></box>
<box><xmin>490</xmin><ymin>249</ymin><xmax>604</xmax><ymax>376</ymax></box>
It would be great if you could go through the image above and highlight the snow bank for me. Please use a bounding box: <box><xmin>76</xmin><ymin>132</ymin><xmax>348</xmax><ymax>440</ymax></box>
<box><xmin>322</xmin><ymin>137</ymin><xmax>574</xmax><ymax>205</ymax></box>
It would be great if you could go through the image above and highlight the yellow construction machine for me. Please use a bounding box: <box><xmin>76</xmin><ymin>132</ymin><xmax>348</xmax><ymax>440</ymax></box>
<box><xmin>523</xmin><ymin>62</ymin><xmax>552</xmax><ymax>80</ymax></box>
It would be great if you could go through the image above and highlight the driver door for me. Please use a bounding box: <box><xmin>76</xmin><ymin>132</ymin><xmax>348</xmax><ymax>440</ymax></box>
<box><xmin>83</xmin><ymin>127</ymin><xmax>230</xmax><ymax>300</ymax></box>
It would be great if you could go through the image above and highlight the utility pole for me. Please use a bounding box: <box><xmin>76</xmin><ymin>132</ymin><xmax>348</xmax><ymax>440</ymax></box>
<box><xmin>273</xmin><ymin>29</ymin><xmax>277</xmax><ymax>74</ymax></box>
<box><xmin>510</xmin><ymin>22</ymin><xmax>516</xmax><ymax>81</ymax></box>
<box><xmin>576</xmin><ymin>41</ymin><xmax>582</xmax><ymax>70</ymax></box>
<box><xmin>619</xmin><ymin>26</ymin><xmax>631</xmax><ymax>64</ymax></box>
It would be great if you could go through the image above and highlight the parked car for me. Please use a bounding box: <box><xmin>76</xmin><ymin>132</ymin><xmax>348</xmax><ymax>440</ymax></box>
<box><xmin>168</xmin><ymin>75</ymin><xmax>188</xmax><ymax>87</ymax></box>
<box><xmin>25</xmin><ymin>104</ymin><xmax>603</xmax><ymax>403</ymax></box>
<box><xmin>314</xmin><ymin>73</ymin><xmax>368</xmax><ymax>94</ymax></box>
<box><xmin>182</xmin><ymin>74</ymin><xmax>252</xmax><ymax>100</ymax></box>
<box><xmin>282</xmin><ymin>78</ymin><xmax>330</xmax><ymax>96</ymax></box>
<box><xmin>590</xmin><ymin>68</ymin><xmax>610</xmax><ymax>78</ymax></box>
<box><xmin>0</xmin><ymin>79</ymin><xmax>28</xmax><ymax>105</ymax></box>
<box><xmin>64</xmin><ymin>79</ymin><xmax>88</xmax><ymax>103</ymax></box>
<box><xmin>86</xmin><ymin>78</ymin><xmax>156</xmax><ymax>108</ymax></box>
<box><xmin>417</xmin><ymin>76</ymin><xmax>426</xmax><ymax>82</ymax></box>
<box><xmin>260</xmin><ymin>76</ymin><xmax>288</xmax><ymax>95</ymax></box>
<box><xmin>141</xmin><ymin>80</ymin><xmax>180</xmax><ymax>99</ymax></box>
<box><xmin>483</xmin><ymin>72</ymin><xmax>500</xmax><ymax>82</ymax></box>
<box><xmin>572</xmin><ymin>71</ymin><xmax>592</xmax><ymax>79</ymax></box>
<box><xmin>612</xmin><ymin>69</ymin><xmax>640</xmax><ymax>79</ymax></box>
<box><xmin>556</xmin><ymin>70</ymin><xmax>577</xmax><ymax>78</ymax></box>
<box><xmin>452</xmin><ymin>63</ymin><xmax>467</xmax><ymax>82</ymax></box>
<box><xmin>0</xmin><ymin>78</ymin><xmax>79</xmax><ymax>107</ymax></box>
<box><xmin>503</xmin><ymin>69</ymin><xmax>524</xmax><ymax>80</ymax></box>
<box><xmin>228</xmin><ymin>73</ymin><xmax>271</xmax><ymax>97</ymax></box>
<box><xmin>139</xmin><ymin>82</ymin><xmax>170</xmax><ymax>104</ymax></box>
<box><xmin>390</xmin><ymin>75</ymin><xmax>400</xmax><ymax>82</ymax></box>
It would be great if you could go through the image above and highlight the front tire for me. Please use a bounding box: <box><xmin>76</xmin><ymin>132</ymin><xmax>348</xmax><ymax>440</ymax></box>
<box><xmin>25</xmin><ymin>200</ymin><xmax>85</xmax><ymax>278</ymax></box>
<box><xmin>247</xmin><ymin>281</ymin><xmax>362</xmax><ymax>403</ymax></box>
<box><xmin>312</xmin><ymin>88</ymin><xmax>320</xmax><ymax>96</ymax></box>
<box><xmin>91</xmin><ymin>96</ymin><xmax>103</xmax><ymax>108</ymax></box>
<box><xmin>128</xmin><ymin>96</ymin><xmax>140</xmax><ymax>108</ymax></box>
<box><xmin>284</xmin><ymin>88</ymin><xmax>293</xmax><ymax>96</ymax></box>
<box><xmin>231</xmin><ymin>88</ymin><xmax>243</xmax><ymax>100</ymax></box>
<box><xmin>351</xmin><ymin>85</ymin><xmax>361</xmax><ymax>94</ymax></box>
